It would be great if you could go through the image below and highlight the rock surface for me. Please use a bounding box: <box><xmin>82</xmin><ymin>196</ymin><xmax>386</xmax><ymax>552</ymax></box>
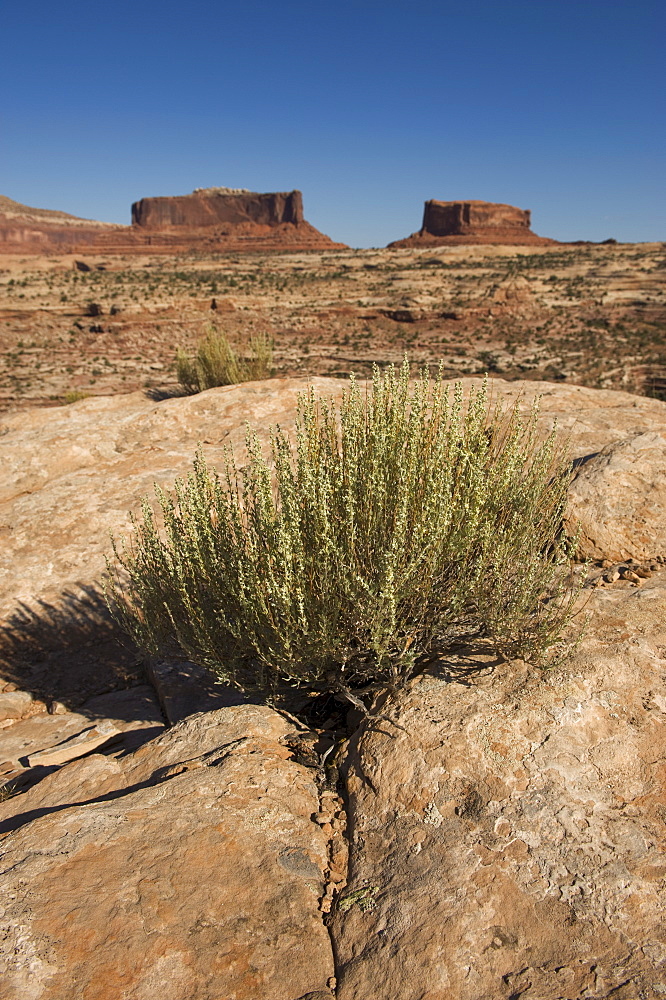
<box><xmin>131</xmin><ymin>188</ymin><xmax>305</xmax><ymax>228</ymax></box>
<box><xmin>0</xmin><ymin>684</ymin><xmax>165</xmax><ymax>791</ymax></box>
<box><xmin>566</xmin><ymin>431</ymin><xmax>666</xmax><ymax>561</ymax></box>
<box><xmin>2</xmin><ymin>375</ymin><xmax>666</xmax><ymax>998</ymax></box>
<box><xmin>146</xmin><ymin>658</ymin><xmax>246</xmax><ymax>725</ymax></box>
<box><xmin>390</xmin><ymin>199</ymin><xmax>554</xmax><ymax>247</ymax></box>
<box><xmin>0</xmin><ymin>705</ymin><xmax>335</xmax><ymax>1000</ymax></box>
<box><xmin>331</xmin><ymin>576</ymin><xmax>666</xmax><ymax>999</ymax></box>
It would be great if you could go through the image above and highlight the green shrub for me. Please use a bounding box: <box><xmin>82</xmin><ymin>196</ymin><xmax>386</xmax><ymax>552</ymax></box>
<box><xmin>106</xmin><ymin>363</ymin><xmax>580</xmax><ymax>696</ymax></box>
<box><xmin>62</xmin><ymin>390</ymin><xmax>90</xmax><ymax>404</ymax></box>
<box><xmin>176</xmin><ymin>327</ymin><xmax>273</xmax><ymax>394</ymax></box>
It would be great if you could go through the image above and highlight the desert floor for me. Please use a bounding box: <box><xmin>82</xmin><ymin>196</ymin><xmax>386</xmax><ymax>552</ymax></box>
<box><xmin>0</xmin><ymin>241</ymin><xmax>665</xmax><ymax>410</ymax></box>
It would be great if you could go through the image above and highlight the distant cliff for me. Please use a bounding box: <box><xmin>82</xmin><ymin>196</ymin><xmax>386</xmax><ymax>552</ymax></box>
<box><xmin>0</xmin><ymin>188</ymin><xmax>345</xmax><ymax>254</ymax></box>
<box><xmin>0</xmin><ymin>196</ymin><xmax>122</xmax><ymax>253</ymax></box>
<box><xmin>131</xmin><ymin>189</ymin><xmax>304</xmax><ymax>229</ymax></box>
<box><xmin>389</xmin><ymin>199</ymin><xmax>555</xmax><ymax>247</ymax></box>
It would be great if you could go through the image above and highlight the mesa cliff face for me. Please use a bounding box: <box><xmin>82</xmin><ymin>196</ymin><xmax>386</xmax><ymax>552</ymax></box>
<box><xmin>0</xmin><ymin>188</ymin><xmax>345</xmax><ymax>254</ymax></box>
<box><xmin>131</xmin><ymin>188</ymin><xmax>304</xmax><ymax>228</ymax></box>
<box><xmin>390</xmin><ymin>199</ymin><xmax>555</xmax><ymax>247</ymax></box>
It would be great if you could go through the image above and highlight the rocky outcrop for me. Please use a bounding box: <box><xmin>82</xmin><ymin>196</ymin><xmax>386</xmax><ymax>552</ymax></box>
<box><xmin>131</xmin><ymin>188</ymin><xmax>304</xmax><ymax>228</ymax></box>
<box><xmin>331</xmin><ymin>575</ymin><xmax>666</xmax><ymax>999</ymax></box>
<box><xmin>120</xmin><ymin>187</ymin><xmax>345</xmax><ymax>252</ymax></box>
<box><xmin>566</xmin><ymin>431</ymin><xmax>666</xmax><ymax>561</ymax></box>
<box><xmin>2</xmin><ymin>376</ymin><xmax>666</xmax><ymax>999</ymax></box>
<box><xmin>0</xmin><ymin>705</ymin><xmax>335</xmax><ymax>1000</ymax></box>
<box><xmin>389</xmin><ymin>199</ymin><xmax>555</xmax><ymax>247</ymax></box>
<box><xmin>2</xmin><ymin>376</ymin><xmax>666</xmax><ymax>621</ymax></box>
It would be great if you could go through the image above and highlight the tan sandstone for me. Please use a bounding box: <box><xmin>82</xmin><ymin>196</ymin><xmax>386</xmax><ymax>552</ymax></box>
<box><xmin>0</xmin><ymin>705</ymin><xmax>335</xmax><ymax>1000</ymax></box>
<box><xmin>2</xmin><ymin>376</ymin><xmax>666</xmax><ymax>999</ymax></box>
<box><xmin>566</xmin><ymin>431</ymin><xmax>666</xmax><ymax>561</ymax></box>
<box><xmin>330</xmin><ymin>576</ymin><xmax>666</xmax><ymax>999</ymax></box>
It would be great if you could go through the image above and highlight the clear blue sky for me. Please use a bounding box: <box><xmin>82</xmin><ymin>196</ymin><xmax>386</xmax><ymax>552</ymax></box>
<box><xmin>1</xmin><ymin>0</ymin><xmax>664</xmax><ymax>246</ymax></box>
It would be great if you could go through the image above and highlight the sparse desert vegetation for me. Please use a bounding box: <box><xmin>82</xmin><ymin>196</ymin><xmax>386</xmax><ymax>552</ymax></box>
<box><xmin>176</xmin><ymin>326</ymin><xmax>273</xmax><ymax>393</ymax></box>
<box><xmin>0</xmin><ymin>241</ymin><xmax>665</xmax><ymax>410</ymax></box>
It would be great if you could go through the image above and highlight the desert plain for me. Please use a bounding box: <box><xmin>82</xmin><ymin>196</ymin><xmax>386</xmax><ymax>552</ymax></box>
<box><xmin>1</xmin><ymin>238</ymin><xmax>665</xmax><ymax>410</ymax></box>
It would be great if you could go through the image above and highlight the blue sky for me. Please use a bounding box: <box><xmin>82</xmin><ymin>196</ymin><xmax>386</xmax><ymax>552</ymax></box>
<box><xmin>1</xmin><ymin>0</ymin><xmax>664</xmax><ymax>246</ymax></box>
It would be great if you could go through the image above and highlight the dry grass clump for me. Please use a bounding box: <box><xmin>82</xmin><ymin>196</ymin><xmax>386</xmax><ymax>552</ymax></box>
<box><xmin>107</xmin><ymin>362</ymin><xmax>580</xmax><ymax>696</ymax></box>
<box><xmin>176</xmin><ymin>327</ymin><xmax>273</xmax><ymax>394</ymax></box>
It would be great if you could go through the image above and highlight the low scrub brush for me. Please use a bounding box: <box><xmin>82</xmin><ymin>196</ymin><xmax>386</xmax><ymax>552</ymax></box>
<box><xmin>176</xmin><ymin>326</ymin><xmax>273</xmax><ymax>394</ymax></box>
<box><xmin>107</xmin><ymin>362</ymin><xmax>581</xmax><ymax>696</ymax></box>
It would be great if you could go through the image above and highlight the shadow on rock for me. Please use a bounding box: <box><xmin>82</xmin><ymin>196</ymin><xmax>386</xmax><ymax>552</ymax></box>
<box><xmin>144</xmin><ymin>384</ymin><xmax>189</xmax><ymax>401</ymax></box>
<box><xmin>0</xmin><ymin>584</ymin><xmax>145</xmax><ymax>710</ymax></box>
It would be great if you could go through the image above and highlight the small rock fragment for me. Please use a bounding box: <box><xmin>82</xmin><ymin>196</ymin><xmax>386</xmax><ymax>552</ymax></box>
<box><xmin>26</xmin><ymin>721</ymin><xmax>121</xmax><ymax>767</ymax></box>
<box><xmin>0</xmin><ymin>691</ymin><xmax>33</xmax><ymax>723</ymax></box>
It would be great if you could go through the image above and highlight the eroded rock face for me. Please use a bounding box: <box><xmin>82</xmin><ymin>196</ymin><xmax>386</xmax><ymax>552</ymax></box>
<box><xmin>131</xmin><ymin>188</ymin><xmax>304</xmax><ymax>228</ymax></box>
<box><xmin>121</xmin><ymin>187</ymin><xmax>345</xmax><ymax>252</ymax></box>
<box><xmin>330</xmin><ymin>577</ymin><xmax>666</xmax><ymax>1000</ymax></box>
<box><xmin>390</xmin><ymin>199</ymin><xmax>554</xmax><ymax>247</ymax></box>
<box><xmin>0</xmin><ymin>705</ymin><xmax>335</xmax><ymax>1000</ymax></box>
<box><xmin>0</xmin><ymin>190</ymin><xmax>344</xmax><ymax>255</ymax></box>
<box><xmin>566</xmin><ymin>431</ymin><xmax>666</xmax><ymax>561</ymax></box>
<box><xmin>424</xmin><ymin>199</ymin><xmax>532</xmax><ymax>236</ymax></box>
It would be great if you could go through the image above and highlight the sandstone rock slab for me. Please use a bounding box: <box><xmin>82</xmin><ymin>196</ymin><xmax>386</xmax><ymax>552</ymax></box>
<box><xmin>567</xmin><ymin>431</ymin><xmax>666</xmax><ymax>561</ymax></box>
<box><xmin>0</xmin><ymin>710</ymin><xmax>104</xmax><ymax>768</ymax></box>
<box><xmin>0</xmin><ymin>690</ymin><xmax>35</xmax><ymax>722</ymax></box>
<box><xmin>0</xmin><ymin>705</ymin><xmax>335</xmax><ymax>1000</ymax></box>
<box><xmin>330</xmin><ymin>575</ymin><xmax>666</xmax><ymax>1000</ymax></box>
<box><xmin>0</xmin><ymin>683</ymin><xmax>165</xmax><ymax>798</ymax></box>
<box><xmin>146</xmin><ymin>658</ymin><xmax>246</xmax><ymax>724</ymax></box>
<box><xmin>25</xmin><ymin>719</ymin><xmax>121</xmax><ymax>766</ymax></box>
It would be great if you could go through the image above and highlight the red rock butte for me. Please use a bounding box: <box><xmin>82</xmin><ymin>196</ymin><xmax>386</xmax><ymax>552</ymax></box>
<box><xmin>389</xmin><ymin>199</ymin><xmax>556</xmax><ymax>247</ymax></box>
<box><xmin>0</xmin><ymin>188</ymin><xmax>345</xmax><ymax>254</ymax></box>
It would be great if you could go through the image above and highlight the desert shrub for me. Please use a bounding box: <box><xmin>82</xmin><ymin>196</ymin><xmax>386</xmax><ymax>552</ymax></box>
<box><xmin>176</xmin><ymin>327</ymin><xmax>273</xmax><ymax>394</ymax></box>
<box><xmin>106</xmin><ymin>362</ymin><xmax>580</xmax><ymax>696</ymax></box>
<box><xmin>62</xmin><ymin>390</ymin><xmax>90</xmax><ymax>404</ymax></box>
